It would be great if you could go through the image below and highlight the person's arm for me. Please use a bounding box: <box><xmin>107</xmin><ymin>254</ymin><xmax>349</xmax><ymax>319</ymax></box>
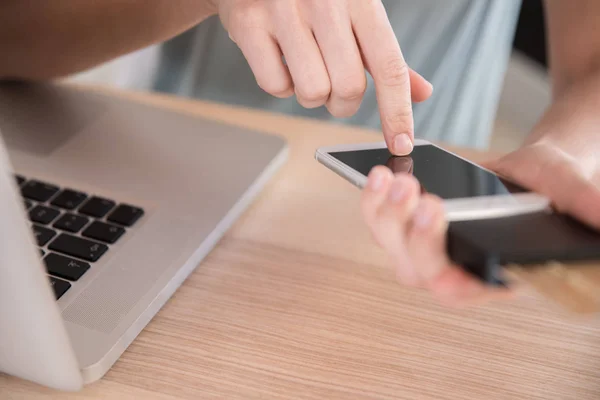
<box><xmin>359</xmin><ymin>0</ymin><xmax>600</xmax><ymax>307</ymax></box>
<box><xmin>544</xmin><ymin>0</ymin><xmax>600</xmax><ymax>97</ymax></box>
<box><xmin>0</xmin><ymin>1</ymin><xmax>217</xmax><ymax>80</ymax></box>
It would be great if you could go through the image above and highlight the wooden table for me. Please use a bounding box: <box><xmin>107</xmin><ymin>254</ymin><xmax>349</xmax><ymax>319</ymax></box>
<box><xmin>3</xmin><ymin>86</ymin><xmax>600</xmax><ymax>400</ymax></box>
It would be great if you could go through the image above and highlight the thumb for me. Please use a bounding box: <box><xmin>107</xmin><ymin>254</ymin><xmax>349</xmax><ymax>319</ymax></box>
<box><xmin>490</xmin><ymin>143</ymin><xmax>600</xmax><ymax>230</ymax></box>
<box><xmin>409</xmin><ymin>69</ymin><xmax>433</xmax><ymax>103</ymax></box>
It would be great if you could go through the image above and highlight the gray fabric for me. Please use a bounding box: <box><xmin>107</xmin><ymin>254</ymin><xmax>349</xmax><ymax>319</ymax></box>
<box><xmin>149</xmin><ymin>0</ymin><xmax>522</xmax><ymax>148</ymax></box>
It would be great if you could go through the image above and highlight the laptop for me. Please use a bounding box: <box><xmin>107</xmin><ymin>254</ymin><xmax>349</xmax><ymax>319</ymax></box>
<box><xmin>0</xmin><ymin>82</ymin><xmax>288</xmax><ymax>390</ymax></box>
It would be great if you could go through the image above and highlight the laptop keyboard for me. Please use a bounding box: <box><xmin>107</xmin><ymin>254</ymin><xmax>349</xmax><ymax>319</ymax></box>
<box><xmin>15</xmin><ymin>175</ymin><xmax>144</xmax><ymax>300</ymax></box>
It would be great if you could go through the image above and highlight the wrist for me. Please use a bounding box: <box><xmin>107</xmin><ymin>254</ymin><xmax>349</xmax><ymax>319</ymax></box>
<box><xmin>523</xmin><ymin>69</ymin><xmax>600</xmax><ymax>170</ymax></box>
<box><xmin>552</xmin><ymin>63</ymin><xmax>600</xmax><ymax>99</ymax></box>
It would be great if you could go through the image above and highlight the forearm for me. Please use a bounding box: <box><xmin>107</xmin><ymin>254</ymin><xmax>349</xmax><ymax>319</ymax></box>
<box><xmin>0</xmin><ymin>0</ymin><xmax>217</xmax><ymax>80</ymax></box>
<box><xmin>544</xmin><ymin>0</ymin><xmax>600</xmax><ymax>97</ymax></box>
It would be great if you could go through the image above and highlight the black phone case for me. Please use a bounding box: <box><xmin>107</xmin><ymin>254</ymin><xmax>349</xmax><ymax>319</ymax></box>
<box><xmin>447</xmin><ymin>211</ymin><xmax>600</xmax><ymax>286</ymax></box>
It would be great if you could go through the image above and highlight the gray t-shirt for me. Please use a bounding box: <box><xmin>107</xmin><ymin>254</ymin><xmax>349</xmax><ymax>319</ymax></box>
<box><xmin>148</xmin><ymin>0</ymin><xmax>521</xmax><ymax>148</ymax></box>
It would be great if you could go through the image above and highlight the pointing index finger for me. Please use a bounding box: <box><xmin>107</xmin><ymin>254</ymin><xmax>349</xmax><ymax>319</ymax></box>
<box><xmin>352</xmin><ymin>1</ymin><xmax>414</xmax><ymax>156</ymax></box>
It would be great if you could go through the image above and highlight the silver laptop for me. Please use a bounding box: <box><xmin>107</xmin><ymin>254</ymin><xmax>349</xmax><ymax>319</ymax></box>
<box><xmin>0</xmin><ymin>82</ymin><xmax>288</xmax><ymax>390</ymax></box>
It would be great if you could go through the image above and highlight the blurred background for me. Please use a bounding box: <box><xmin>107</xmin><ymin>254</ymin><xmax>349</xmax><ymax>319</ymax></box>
<box><xmin>71</xmin><ymin>1</ymin><xmax>550</xmax><ymax>154</ymax></box>
<box><xmin>493</xmin><ymin>0</ymin><xmax>548</xmax><ymax>153</ymax></box>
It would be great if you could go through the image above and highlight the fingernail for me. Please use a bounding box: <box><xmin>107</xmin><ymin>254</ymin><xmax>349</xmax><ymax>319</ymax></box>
<box><xmin>388</xmin><ymin>180</ymin><xmax>406</xmax><ymax>203</ymax></box>
<box><xmin>393</xmin><ymin>134</ymin><xmax>413</xmax><ymax>156</ymax></box>
<box><xmin>414</xmin><ymin>201</ymin><xmax>433</xmax><ymax>229</ymax></box>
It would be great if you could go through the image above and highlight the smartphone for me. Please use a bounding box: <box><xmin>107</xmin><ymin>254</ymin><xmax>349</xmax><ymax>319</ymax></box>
<box><xmin>315</xmin><ymin>140</ymin><xmax>549</xmax><ymax>222</ymax></box>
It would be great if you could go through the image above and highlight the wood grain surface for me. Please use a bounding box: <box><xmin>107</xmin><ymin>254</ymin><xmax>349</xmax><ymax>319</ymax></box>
<box><xmin>2</xmin><ymin>85</ymin><xmax>600</xmax><ymax>400</ymax></box>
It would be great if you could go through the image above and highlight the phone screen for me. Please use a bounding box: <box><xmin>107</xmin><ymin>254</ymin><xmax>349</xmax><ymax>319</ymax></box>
<box><xmin>329</xmin><ymin>145</ymin><xmax>526</xmax><ymax>200</ymax></box>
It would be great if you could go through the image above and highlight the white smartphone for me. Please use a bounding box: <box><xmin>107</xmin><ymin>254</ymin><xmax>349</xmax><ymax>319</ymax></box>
<box><xmin>315</xmin><ymin>139</ymin><xmax>550</xmax><ymax>222</ymax></box>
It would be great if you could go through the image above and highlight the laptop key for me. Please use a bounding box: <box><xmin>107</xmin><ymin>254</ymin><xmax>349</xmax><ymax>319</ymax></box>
<box><xmin>53</xmin><ymin>213</ymin><xmax>89</xmax><ymax>233</ymax></box>
<box><xmin>49</xmin><ymin>276</ymin><xmax>71</xmax><ymax>300</ymax></box>
<box><xmin>15</xmin><ymin>175</ymin><xmax>25</xmax><ymax>186</ymax></box>
<box><xmin>21</xmin><ymin>180</ymin><xmax>60</xmax><ymax>202</ymax></box>
<box><xmin>79</xmin><ymin>196</ymin><xmax>116</xmax><ymax>218</ymax></box>
<box><xmin>51</xmin><ymin>189</ymin><xmax>88</xmax><ymax>210</ymax></box>
<box><xmin>107</xmin><ymin>204</ymin><xmax>144</xmax><ymax>227</ymax></box>
<box><xmin>29</xmin><ymin>205</ymin><xmax>61</xmax><ymax>225</ymax></box>
<box><xmin>49</xmin><ymin>234</ymin><xmax>108</xmax><ymax>262</ymax></box>
<box><xmin>32</xmin><ymin>225</ymin><xmax>57</xmax><ymax>246</ymax></box>
<box><xmin>45</xmin><ymin>253</ymin><xmax>90</xmax><ymax>281</ymax></box>
<box><xmin>82</xmin><ymin>221</ymin><xmax>125</xmax><ymax>244</ymax></box>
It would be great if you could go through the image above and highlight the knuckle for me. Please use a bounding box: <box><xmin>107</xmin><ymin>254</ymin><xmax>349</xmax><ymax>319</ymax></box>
<box><xmin>296</xmin><ymin>83</ymin><xmax>331</xmax><ymax>104</ymax></box>
<box><xmin>326</xmin><ymin>101</ymin><xmax>359</xmax><ymax>118</ymax></box>
<box><xmin>383</xmin><ymin>104</ymin><xmax>413</xmax><ymax>132</ymax></box>
<box><xmin>379</xmin><ymin>57</ymin><xmax>410</xmax><ymax>87</ymax></box>
<box><xmin>258</xmin><ymin>79</ymin><xmax>292</xmax><ymax>97</ymax></box>
<box><xmin>326</xmin><ymin>105</ymin><xmax>348</xmax><ymax>118</ymax></box>
<box><xmin>334</xmin><ymin>77</ymin><xmax>367</xmax><ymax>100</ymax></box>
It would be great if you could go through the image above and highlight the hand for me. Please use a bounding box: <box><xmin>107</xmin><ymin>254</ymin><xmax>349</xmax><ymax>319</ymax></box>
<box><xmin>216</xmin><ymin>0</ymin><xmax>433</xmax><ymax>155</ymax></box>
<box><xmin>360</xmin><ymin>73</ymin><xmax>600</xmax><ymax>307</ymax></box>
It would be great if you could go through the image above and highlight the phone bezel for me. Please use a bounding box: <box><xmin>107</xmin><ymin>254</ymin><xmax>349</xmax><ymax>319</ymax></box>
<box><xmin>315</xmin><ymin>139</ymin><xmax>550</xmax><ymax>222</ymax></box>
